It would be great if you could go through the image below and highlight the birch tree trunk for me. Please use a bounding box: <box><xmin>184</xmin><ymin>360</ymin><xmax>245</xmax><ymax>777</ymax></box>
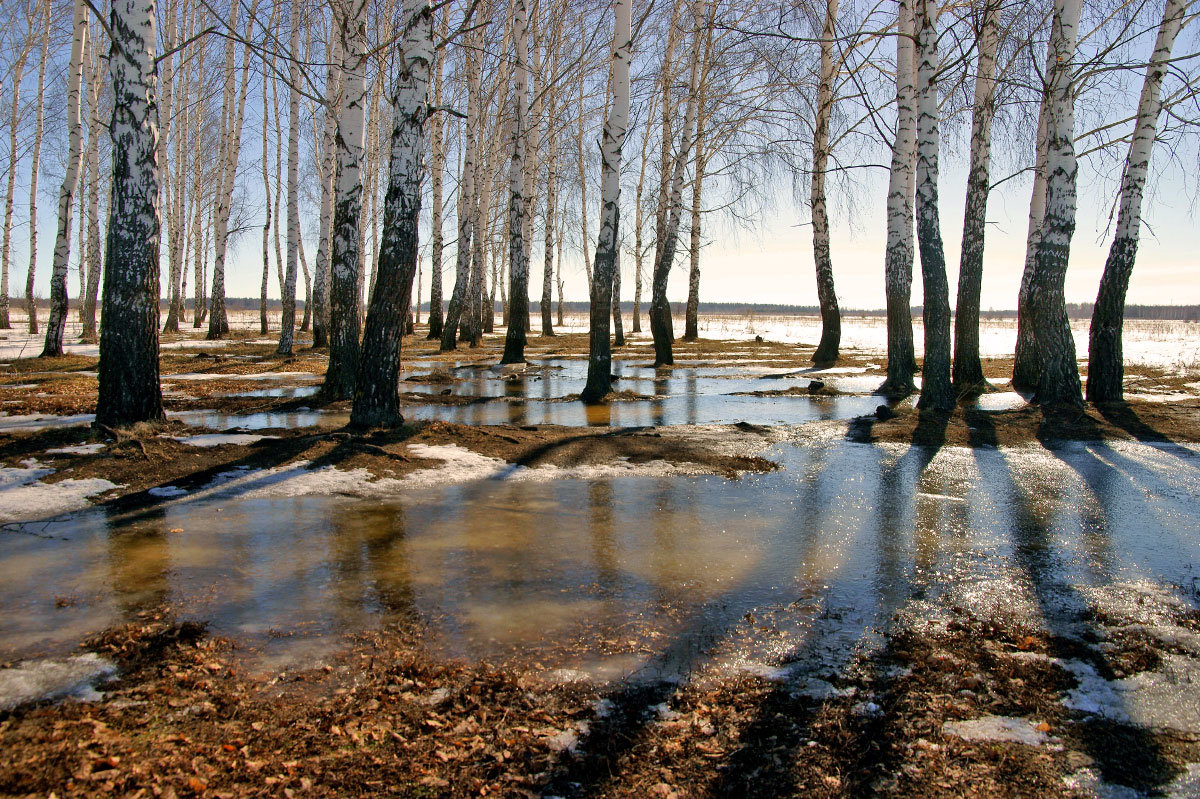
<box><xmin>1087</xmin><ymin>0</ymin><xmax>1185</xmax><ymax>402</ymax></box>
<box><xmin>612</xmin><ymin>246</ymin><xmax>624</xmax><ymax>346</ymax></box>
<box><xmin>0</xmin><ymin>9</ymin><xmax>34</xmax><ymax>330</ymax></box>
<box><xmin>80</xmin><ymin>26</ymin><xmax>105</xmax><ymax>342</ymax></box>
<box><xmin>351</xmin><ymin>0</ymin><xmax>431</xmax><ymax>427</ymax></box>
<box><xmin>631</xmin><ymin>88</ymin><xmax>659</xmax><ymax>335</ymax></box>
<box><xmin>581</xmin><ymin>0</ymin><xmax>632</xmax><ymax>402</ymax></box>
<box><xmin>649</xmin><ymin>0</ymin><xmax>706</xmax><ymax>368</ymax></box>
<box><xmin>96</xmin><ymin>0</ymin><xmax>165</xmax><ymax>427</ymax></box>
<box><xmin>42</xmin><ymin>0</ymin><xmax>89</xmax><ymax>356</ymax></box>
<box><xmin>880</xmin><ymin>0</ymin><xmax>918</xmax><ymax>396</ymax></box>
<box><xmin>501</xmin><ymin>0</ymin><xmax>531</xmax><ymax>364</ymax></box>
<box><xmin>682</xmin><ymin>149</ymin><xmax>705</xmax><ymax>341</ymax></box>
<box><xmin>1028</xmin><ymin>0</ymin><xmax>1084</xmax><ymax>408</ymax></box>
<box><xmin>810</xmin><ymin>0</ymin><xmax>840</xmax><ymax>363</ymax></box>
<box><xmin>426</xmin><ymin>8</ymin><xmax>446</xmax><ymax>340</ymax></box>
<box><xmin>259</xmin><ymin>23</ymin><xmax>276</xmax><ymax>335</ymax></box>
<box><xmin>25</xmin><ymin>0</ymin><xmax>51</xmax><ymax>334</ymax></box>
<box><xmin>277</xmin><ymin>6</ymin><xmax>302</xmax><ymax>355</ymax></box>
<box><xmin>1012</xmin><ymin>66</ymin><xmax>1053</xmax><ymax>389</ymax></box>
<box><xmin>312</xmin><ymin>24</ymin><xmax>341</xmax><ymax>348</ymax></box>
<box><xmin>541</xmin><ymin>149</ymin><xmax>558</xmax><ymax>336</ymax></box>
<box><xmin>440</xmin><ymin>40</ymin><xmax>479</xmax><ymax>351</ymax></box>
<box><xmin>913</xmin><ymin>0</ymin><xmax>953</xmax><ymax>410</ymax></box>
<box><xmin>319</xmin><ymin>4</ymin><xmax>368</xmax><ymax>399</ymax></box>
<box><xmin>206</xmin><ymin>2</ymin><xmax>251</xmax><ymax>339</ymax></box>
<box><xmin>951</xmin><ymin>0</ymin><xmax>1000</xmax><ymax>392</ymax></box>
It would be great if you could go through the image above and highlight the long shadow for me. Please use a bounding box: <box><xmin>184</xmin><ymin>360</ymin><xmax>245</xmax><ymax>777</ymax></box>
<box><xmin>710</xmin><ymin>419</ymin><xmax>952</xmax><ymax>796</ymax></box>
<box><xmin>971</xmin><ymin>440</ymin><xmax>1178</xmax><ymax>792</ymax></box>
<box><xmin>1094</xmin><ymin>401</ymin><xmax>1200</xmax><ymax>470</ymax></box>
<box><xmin>541</xmin><ymin>444</ymin><xmax>854</xmax><ymax>797</ymax></box>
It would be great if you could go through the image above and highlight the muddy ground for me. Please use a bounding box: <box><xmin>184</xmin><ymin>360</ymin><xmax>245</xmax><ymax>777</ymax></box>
<box><xmin>2</xmin><ymin>326</ymin><xmax>1200</xmax><ymax>797</ymax></box>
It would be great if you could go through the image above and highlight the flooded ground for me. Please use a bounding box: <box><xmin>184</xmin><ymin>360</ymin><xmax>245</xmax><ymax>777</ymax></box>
<box><xmin>2</xmin><ymin>317</ymin><xmax>1200</xmax><ymax>797</ymax></box>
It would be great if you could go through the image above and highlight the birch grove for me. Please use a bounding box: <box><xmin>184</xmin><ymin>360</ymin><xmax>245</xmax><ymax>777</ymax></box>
<box><xmin>0</xmin><ymin>0</ymin><xmax>1191</xmax><ymax>422</ymax></box>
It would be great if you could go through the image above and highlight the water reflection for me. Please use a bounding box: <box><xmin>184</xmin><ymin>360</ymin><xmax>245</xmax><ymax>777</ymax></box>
<box><xmin>0</xmin><ymin>440</ymin><xmax>1196</xmax><ymax>681</ymax></box>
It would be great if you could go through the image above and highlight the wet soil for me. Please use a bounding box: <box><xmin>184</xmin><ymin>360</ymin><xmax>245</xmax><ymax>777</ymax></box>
<box><xmin>3</xmin><ymin>591</ymin><xmax>1198</xmax><ymax>798</ymax></box>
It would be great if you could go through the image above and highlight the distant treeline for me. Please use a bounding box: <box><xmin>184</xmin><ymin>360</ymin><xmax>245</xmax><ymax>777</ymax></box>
<box><xmin>11</xmin><ymin>298</ymin><xmax>1198</xmax><ymax>322</ymax></box>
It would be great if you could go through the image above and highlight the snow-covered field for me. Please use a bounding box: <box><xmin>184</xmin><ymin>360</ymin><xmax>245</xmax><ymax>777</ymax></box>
<box><xmin>3</xmin><ymin>310</ymin><xmax>1197</xmax><ymax>374</ymax></box>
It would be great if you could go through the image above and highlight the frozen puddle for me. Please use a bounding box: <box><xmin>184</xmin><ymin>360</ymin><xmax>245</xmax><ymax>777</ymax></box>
<box><xmin>172</xmin><ymin>433</ymin><xmax>278</xmax><ymax>448</ymax></box>
<box><xmin>0</xmin><ymin>653</ymin><xmax>116</xmax><ymax>711</ymax></box>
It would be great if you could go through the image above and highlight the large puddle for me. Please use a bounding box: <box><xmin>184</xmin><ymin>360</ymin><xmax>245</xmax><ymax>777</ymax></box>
<box><xmin>2</xmin><ymin>436</ymin><xmax>1197</xmax><ymax>683</ymax></box>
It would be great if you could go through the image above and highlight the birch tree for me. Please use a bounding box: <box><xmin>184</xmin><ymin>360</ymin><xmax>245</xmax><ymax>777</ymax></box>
<box><xmin>808</xmin><ymin>0</ymin><xmax>841</xmax><ymax>363</ymax></box>
<box><xmin>1087</xmin><ymin>0</ymin><xmax>1188</xmax><ymax>402</ymax></box>
<box><xmin>277</xmin><ymin>4</ymin><xmax>302</xmax><ymax>356</ymax></box>
<box><xmin>501</xmin><ymin>0</ymin><xmax>531</xmax><ymax>364</ymax></box>
<box><xmin>80</xmin><ymin>20</ymin><xmax>106</xmax><ymax>343</ymax></box>
<box><xmin>351</xmin><ymin>0</ymin><xmax>431</xmax><ymax>427</ymax></box>
<box><xmin>42</xmin><ymin>0</ymin><xmax>88</xmax><ymax>356</ymax></box>
<box><xmin>0</xmin><ymin>1</ymin><xmax>38</xmax><ymax>330</ymax></box>
<box><xmin>96</xmin><ymin>0</ymin><xmax>165</xmax><ymax>426</ymax></box>
<box><xmin>312</xmin><ymin>22</ymin><xmax>340</xmax><ymax>348</ymax></box>
<box><xmin>581</xmin><ymin>0</ymin><xmax>632</xmax><ymax>402</ymax></box>
<box><xmin>1026</xmin><ymin>0</ymin><xmax>1084</xmax><ymax>407</ymax></box>
<box><xmin>880</xmin><ymin>0</ymin><xmax>918</xmax><ymax>396</ymax></box>
<box><xmin>912</xmin><ymin>0</ymin><xmax>953</xmax><ymax>411</ymax></box>
<box><xmin>319</xmin><ymin>1</ymin><xmax>368</xmax><ymax>398</ymax></box>
<box><xmin>440</xmin><ymin>30</ymin><xmax>479</xmax><ymax>351</ymax></box>
<box><xmin>951</xmin><ymin>0</ymin><xmax>1000</xmax><ymax>393</ymax></box>
<box><xmin>206</xmin><ymin>2</ymin><xmax>253</xmax><ymax>339</ymax></box>
<box><xmin>426</xmin><ymin>7</ymin><xmax>447</xmax><ymax>340</ymax></box>
<box><xmin>24</xmin><ymin>0</ymin><xmax>51</xmax><ymax>334</ymax></box>
<box><xmin>649</xmin><ymin>0</ymin><xmax>706</xmax><ymax>368</ymax></box>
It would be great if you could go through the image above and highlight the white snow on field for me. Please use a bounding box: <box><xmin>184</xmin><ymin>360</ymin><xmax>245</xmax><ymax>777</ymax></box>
<box><xmin>0</xmin><ymin>653</ymin><xmax>116</xmax><ymax>711</ymax></box>
<box><xmin>974</xmin><ymin>392</ymin><xmax>1028</xmax><ymax>411</ymax></box>
<box><xmin>0</xmin><ymin>413</ymin><xmax>95</xmax><ymax>432</ymax></box>
<box><xmin>0</xmin><ymin>462</ymin><xmax>118</xmax><ymax>521</ymax></box>
<box><xmin>173</xmin><ymin>433</ymin><xmax>277</xmax><ymax>448</ymax></box>
<box><xmin>942</xmin><ymin>715</ymin><xmax>1049</xmax><ymax>746</ymax></box>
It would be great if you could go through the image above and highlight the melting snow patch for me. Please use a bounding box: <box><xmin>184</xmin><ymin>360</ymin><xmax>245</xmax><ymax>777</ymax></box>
<box><xmin>173</xmin><ymin>433</ymin><xmax>277</xmax><ymax>448</ymax></box>
<box><xmin>0</xmin><ymin>413</ymin><xmax>95</xmax><ymax>432</ymax></box>
<box><xmin>1062</xmin><ymin>656</ymin><xmax>1200</xmax><ymax>734</ymax></box>
<box><xmin>0</xmin><ymin>463</ymin><xmax>117</xmax><ymax>521</ymax></box>
<box><xmin>974</xmin><ymin>392</ymin><xmax>1028</xmax><ymax>411</ymax></box>
<box><xmin>148</xmin><ymin>486</ymin><xmax>189</xmax><ymax>498</ymax></box>
<box><xmin>0</xmin><ymin>653</ymin><xmax>117</xmax><ymax>711</ymax></box>
<box><xmin>942</xmin><ymin>715</ymin><xmax>1048</xmax><ymax>746</ymax></box>
<box><xmin>546</xmin><ymin>729</ymin><xmax>580</xmax><ymax>753</ymax></box>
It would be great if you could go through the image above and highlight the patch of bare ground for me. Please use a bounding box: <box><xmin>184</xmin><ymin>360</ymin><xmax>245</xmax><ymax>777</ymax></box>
<box><xmin>4</xmin><ymin>591</ymin><xmax>1198</xmax><ymax>797</ymax></box>
<box><xmin>849</xmin><ymin>400</ymin><xmax>1200</xmax><ymax>446</ymax></box>
<box><xmin>0</xmin><ymin>421</ymin><xmax>776</xmax><ymax>506</ymax></box>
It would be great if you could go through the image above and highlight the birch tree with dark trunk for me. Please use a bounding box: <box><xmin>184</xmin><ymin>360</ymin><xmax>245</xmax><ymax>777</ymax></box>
<box><xmin>351</xmin><ymin>0</ymin><xmax>432</xmax><ymax>427</ymax></box>
<box><xmin>501</xmin><ymin>0</ymin><xmax>531</xmax><ymax>365</ymax></box>
<box><xmin>581</xmin><ymin>0</ymin><xmax>632</xmax><ymax>402</ymax></box>
<box><xmin>319</xmin><ymin>2</ymin><xmax>368</xmax><ymax>399</ymax></box>
<box><xmin>1027</xmin><ymin>0</ymin><xmax>1084</xmax><ymax>408</ymax></box>
<box><xmin>96</xmin><ymin>0</ymin><xmax>165</xmax><ymax>427</ymax></box>
<box><xmin>440</xmin><ymin>31</ymin><xmax>479</xmax><ymax>351</ymax></box>
<box><xmin>426</xmin><ymin>7</ymin><xmax>447</xmax><ymax>340</ymax></box>
<box><xmin>1085</xmin><ymin>0</ymin><xmax>1187</xmax><ymax>402</ymax></box>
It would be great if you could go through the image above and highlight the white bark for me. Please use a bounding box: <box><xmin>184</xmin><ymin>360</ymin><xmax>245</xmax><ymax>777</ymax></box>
<box><xmin>278</xmin><ymin>5</ymin><xmax>302</xmax><ymax>355</ymax></box>
<box><xmin>501</xmin><ymin>0</ymin><xmax>531</xmax><ymax>363</ymax></box>
<box><xmin>0</xmin><ymin>5</ymin><xmax>35</xmax><ymax>329</ymax></box>
<box><xmin>881</xmin><ymin>0</ymin><xmax>918</xmax><ymax>394</ymax></box>
<box><xmin>581</xmin><ymin>0</ymin><xmax>632</xmax><ymax>401</ymax></box>
<box><xmin>1087</xmin><ymin>0</ymin><xmax>1187</xmax><ymax>401</ymax></box>
<box><xmin>25</xmin><ymin>0</ymin><xmax>51</xmax><ymax>334</ymax></box>
<box><xmin>313</xmin><ymin>23</ymin><xmax>341</xmax><ymax>347</ymax></box>
<box><xmin>42</xmin><ymin>0</ymin><xmax>89</xmax><ymax>355</ymax></box>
